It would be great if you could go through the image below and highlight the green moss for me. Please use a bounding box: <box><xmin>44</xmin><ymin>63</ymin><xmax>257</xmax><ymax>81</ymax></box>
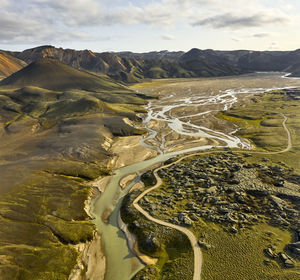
<box><xmin>197</xmin><ymin>223</ymin><xmax>298</xmax><ymax>280</ymax></box>
<box><xmin>46</xmin><ymin>161</ymin><xmax>110</xmax><ymax>180</ymax></box>
<box><xmin>45</xmin><ymin>216</ymin><xmax>94</xmax><ymax>244</ymax></box>
<box><xmin>0</xmin><ymin>168</ymin><xmax>96</xmax><ymax>278</ymax></box>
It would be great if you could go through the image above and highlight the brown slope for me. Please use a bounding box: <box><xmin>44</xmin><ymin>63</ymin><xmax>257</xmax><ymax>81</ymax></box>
<box><xmin>0</xmin><ymin>57</ymin><xmax>126</xmax><ymax>91</ymax></box>
<box><xmin>0</xmin><ymin>51</ymin><xmax>27</xmax><ymax>77</ymax></box>
<box><xmin>13</xmin><ymin>45</ymin><xmax>109</xmax><ymax>73</ymax></box>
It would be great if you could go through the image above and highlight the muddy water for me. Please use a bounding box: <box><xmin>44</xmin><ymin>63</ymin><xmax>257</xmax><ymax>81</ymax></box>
<box><xmin>91</xmin><ymin>73</ymin><xmax>300</xmax><ymax>280</ymax></box>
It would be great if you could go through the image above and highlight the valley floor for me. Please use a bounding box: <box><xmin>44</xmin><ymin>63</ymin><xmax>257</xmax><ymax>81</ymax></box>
<box><xmin>1</xmin><ymin>73</ymin><xmax>300</xmax><ymax>280</ymax></box>
<box><xmin>120</xmin><ymin>77</ymin><xmax>300</xmax><ymax>280</ymax></box>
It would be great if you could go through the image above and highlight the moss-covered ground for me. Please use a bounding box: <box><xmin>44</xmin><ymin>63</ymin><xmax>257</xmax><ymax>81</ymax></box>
<box><xmin>0</xmin><ymin>82</ymin><xmax>153</xmax><ymax>279</ymax></box>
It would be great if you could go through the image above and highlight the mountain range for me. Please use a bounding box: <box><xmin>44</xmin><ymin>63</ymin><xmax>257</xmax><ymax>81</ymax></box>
<box><xmin>1</xmin><ymin>45</ymin><xmax>300</xmax><ymax>84</ymax></box>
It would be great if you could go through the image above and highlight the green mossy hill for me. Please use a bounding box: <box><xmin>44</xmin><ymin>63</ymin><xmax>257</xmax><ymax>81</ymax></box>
<box><xmin>0</xmin><ymin>57</ymin><xmax>126</xmax><ymax>91</ymax></box>
<box><xmin>0</xmin><ymin>78</ymin><xmax>151</xmax><ymax>132</ymax></box>
<box><xmin>11</xmin><ymin>86</ymin><xmax>59</xmax><ymax>103</ymax></box>
<box><xmin>41</xmin><ymin>96</ymin><xmax>114</xmax><ymax>119</ymax></box>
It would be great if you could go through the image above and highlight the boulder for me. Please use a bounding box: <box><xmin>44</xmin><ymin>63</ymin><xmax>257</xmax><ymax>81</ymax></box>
<box><xmin>218</xmin><ymin>206</ymin><xmax>231</xmax><ymax>214</ymax></box>
<box><xmin>198</xmin><ymin>240</ymin><xmax>212</xmax><ymax>249</ymax></box>
<box><xmin>228</xmin><ymin>179</ymin><xmax>240</xmax><ymax>185</ymax></box>
<box><xmin>284</xmin><ymin>259</ymin><xmax>295</xmax><ymax>268</ymax></box>
<box><xmin>143</xmin><ymin>234</ymin><xmax>160</xmax><ymax>253</ymax></box>
<box><xmin>190</xmin><ymin>213</ymin><xmax>199</xmax><ymax>221</ymax></box>
<box><xmin>235</xmin><ymin>193</ymin><xmax>246</xmax><ymax>203</ymax></box>
<box><xmin>269</xmin><ymin>195</ymin><xmax>286</xmax><ymax>211</ymax></box>
<box><xmin>183</xmin><ymin>216</ymin><xmax>193</xmax><ymax>226</ymax></box>
<box><xmin>177</xmin><ymin>212</ymin><xmax>193</xmax><ymax>226</ymax></box>
<box><xmin>265</xmin><ymin>247</ymin><xmax>276</xmax><ymax>258</ymax></box>
<box><xmin>279</xmin><ymin>252</ymin><xmax>295</xmax><ymax>267</ymax></box>
<box><xmin>288</xmin><ymin>241</ymin><xmax>300</xmax><ymax>255</ymax></box>
<box><xmin>279</xmin><ymin>252</ymin><xmax>288</xmax><ymax>261</ymax></box>
<box><xmin>230</xmin><ymin>226</ymin><xmax>238</xmax><ymax>234</ymax></box>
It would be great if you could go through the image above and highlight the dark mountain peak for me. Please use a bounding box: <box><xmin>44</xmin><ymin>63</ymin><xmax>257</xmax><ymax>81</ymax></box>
<box><xmin>181</xmin><ymin>48</ymin><xmax>217</xmax><ymax>62</ymax></box>
<box><xmin>24</xmin><ymin>45</ymin><xmax>56</xmax><ymax>52</ymax></box>
<box><xmin>186</xmin><ymin>48</ymin><xmax>201</xmax><ymax>55</ymax></box>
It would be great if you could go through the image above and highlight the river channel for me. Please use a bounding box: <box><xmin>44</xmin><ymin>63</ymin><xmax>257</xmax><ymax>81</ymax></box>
<box><xmin>90</xmin><ymin>73</ymin><xmax>300</xmax><ymax>280</ymax></box>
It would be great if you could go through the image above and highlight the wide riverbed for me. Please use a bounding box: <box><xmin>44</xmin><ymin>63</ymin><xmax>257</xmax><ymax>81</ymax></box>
<box><xmin>90</xmin><ymin>73</ymin><xmax>300</xmax><ymax>280</ymax></box>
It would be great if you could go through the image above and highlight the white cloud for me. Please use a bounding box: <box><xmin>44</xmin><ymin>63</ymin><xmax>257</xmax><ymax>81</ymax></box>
<box><xmin>252</xmin><ymin>33</ymin><xmax>270</xmax><ymax>38</ymax></box>
<box><xmin>0</xmin><ymin>0</ymin><xmax>294</xmax><ymax>46</ymax></box>
<box><xmin>161</xmin><ymin>34</ymin><xmax>175</xmax><ymax>40</ymax></box>
<box><xmin>192</xmin><ymin>13</ymin><xmax>288</xmax><ymax>29</ymax></box>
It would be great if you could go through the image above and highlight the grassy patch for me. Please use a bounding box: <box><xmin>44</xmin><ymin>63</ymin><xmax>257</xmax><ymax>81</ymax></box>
<box><xmin>0</xmin><ymin>168</ymin><xmax>97</xmax><ymax>278</ymax></box>
<box><xmin>195</xmin><ymin>222</ymin><xmax>298</xmax><ymax>280</ymax></box>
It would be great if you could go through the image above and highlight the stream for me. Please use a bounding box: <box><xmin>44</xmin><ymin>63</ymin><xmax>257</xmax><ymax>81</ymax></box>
<box><xmin>90</xmin><ymin>73</ymin><xmax>300</xmax><ymax>280</ymax></box>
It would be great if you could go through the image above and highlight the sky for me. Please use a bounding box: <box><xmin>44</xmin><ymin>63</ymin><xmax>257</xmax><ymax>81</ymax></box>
<box><xmin>0</xmin><ymin>0</ymin><xmax>299</xmax><ymax>53</ymax></box>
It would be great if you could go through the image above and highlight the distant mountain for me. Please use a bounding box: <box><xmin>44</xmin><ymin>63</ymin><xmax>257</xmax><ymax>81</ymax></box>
<box><xmin>284</xmin><ymin>62</ymin><xmax>300</xmax><ymax>77</ymax></box>
<box><xmin>2</xmin><ymin>46</ymin><xmax>300</xmax><ymax>82</ymax></box>
<box><xmin>179</xmin><ymin>48</ymin><xmax>242</xmax><ymax>76</ymax></box>
<box><xmin>0</xmin><ymin>51</ymin><xmax>27</xmax><ymax>77</ymax></box>
<box><xmin>0</xmin><ymin>57</ymin><xmax>126</xmax><ymax>91</ymax></box>
<box><xmin>234</xmin><ymin>49</ymin><xmax>300</xmax><ymax>72</ymax></box>
<box><xmin>116</xmin><ymin>50</ymin><xmax>185</xmax><ymax>61</ymax></box>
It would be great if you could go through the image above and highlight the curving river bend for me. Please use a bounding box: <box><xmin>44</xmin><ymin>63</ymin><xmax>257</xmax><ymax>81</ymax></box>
<box><xmin>90</xmin><ymin>73</ymin><xmax>300</xmax><ymax>280</ymax></box>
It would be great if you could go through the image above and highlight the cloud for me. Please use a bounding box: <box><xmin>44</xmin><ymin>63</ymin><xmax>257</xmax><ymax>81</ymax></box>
<box><xmin>161</xmin><ymin>34</ymin><xmax>175</xmax><ymax>40</ymax></box>
<box><xmin>252</xmin><ymin>33</ymin><xmax>270</xmax><ymax>38</ymax></box>
<box><xmin>269</xmin><ymin>42</ymin><xmax>279</xmax><ymax>50</ymax></box>
<box><xmin>0</xmin><ymin>0</ymin><xmax>294</xmax><ymax>46</ymax></box>
<box><xmin>192</xmin><ymin>13</ymin><xmax>288</xmax><ymax>29</ymax></box>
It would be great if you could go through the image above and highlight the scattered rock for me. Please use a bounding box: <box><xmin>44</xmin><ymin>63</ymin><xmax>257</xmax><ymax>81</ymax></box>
<box><xmin>230</xmin><ymin>226</ymin><xmax>238</xmax><ymax>234</ymax></box>
<box><xmin>288</xmin><ymin>241</ymin><xmax>300</xmax><ymax>256</ymax></box>
<box><xmin>284</xmin><ymin>259</ymin><xmax>295</xmax><ymax>268</ymax></box>
<box><xmin>198</xmin><ymin>240</ymin><xmax>212</xmax><ymax>249</ymax></box>
<box><xmin>218</xmin><ymin>206</ymin><xmax>231</xmax><ymax>214</ymax></box>
<box><xmin>265</xmin><ymin>247</ymin><xmax>276</xmax><ymax>258</ymax></box>
<box><xmin>279</xmin><ymin>252</ymin><xmax>295</xmax><ymax>268</ymax></box>
<box><xmin>143</xmin><ymin>234</ymin><xmax>160</xmax><ymax>253</ymax></box>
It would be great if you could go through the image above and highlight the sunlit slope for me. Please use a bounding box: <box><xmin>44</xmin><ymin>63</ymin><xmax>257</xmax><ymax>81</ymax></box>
<box><xmin>0</xmin><ymin>57</ymin><xmax>127</xmax><ymax>91</ymax></box>
<box><xmin>0</xmin><ymin>51</ymin><xmax>27</xmax><ymax>77</ymax></box>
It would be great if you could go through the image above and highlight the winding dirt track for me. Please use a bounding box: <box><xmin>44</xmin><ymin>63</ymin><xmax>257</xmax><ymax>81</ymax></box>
<box><xmin>133</xmin><ymin>114</ymin><xmax>292</xmax><ymax>280</ymax></box>
<box><xmin>133</xmin><ymin>163</ymin><xmax>203</xmax><ymax>280</ymax></box>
